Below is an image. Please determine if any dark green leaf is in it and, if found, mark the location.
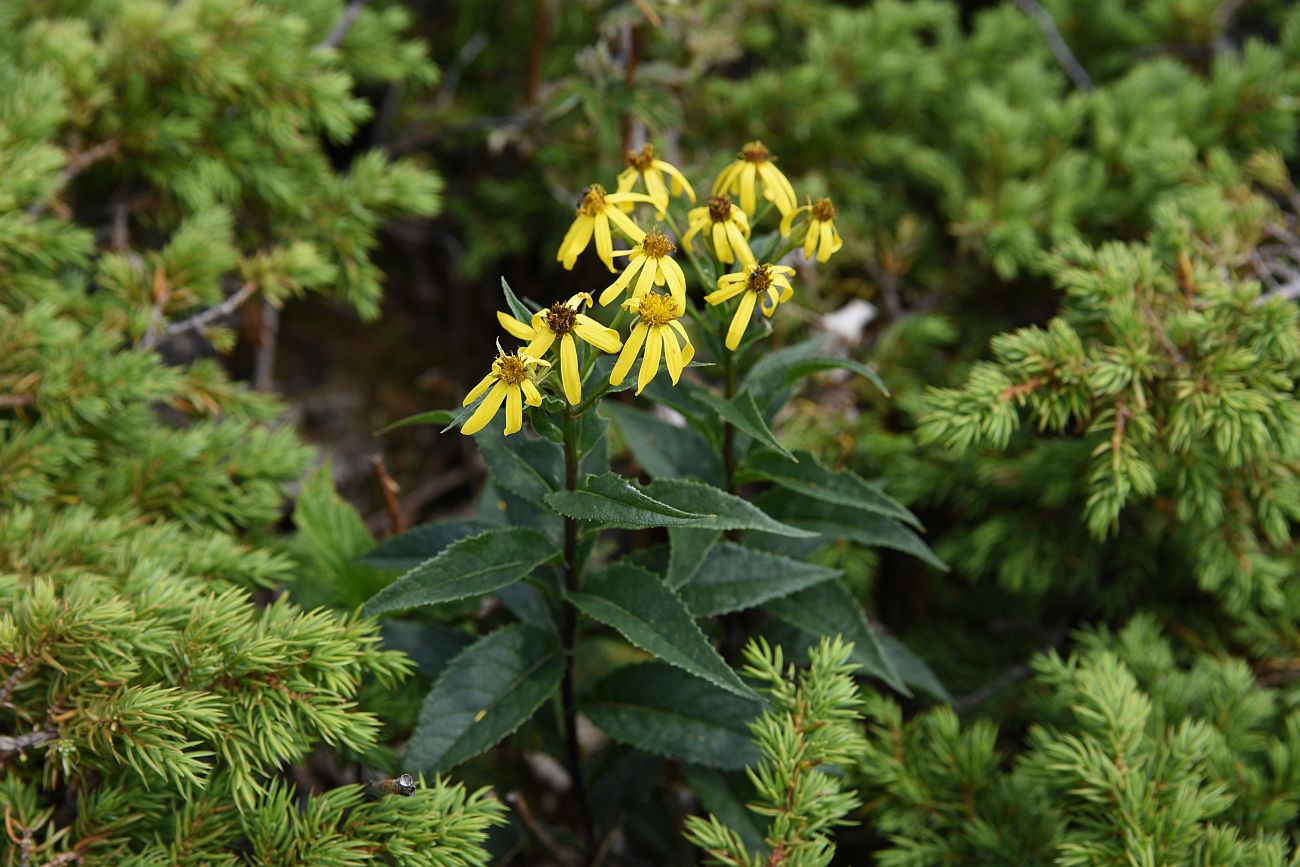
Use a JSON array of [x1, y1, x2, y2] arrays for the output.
[[642, 478, 817, 538], [582, 662, 761, 770], [785, 356, 889, 398], [755, 490, 947, 570], [407, 625, 563, 771], [766, 581, 908, 694], [879, 634, 951, 702], [500, 275, 536, 323], [475, 427, 563, 500], [497, 579, 559, 636], [682, 767, 767, 855], [666, 528, 721, 589], [544, 472, 708, 528], [680, 542, 842, 617], [569, 564, 755, 698], [375, 409, 455, 436], [360, 519, 496, 571], [363, 527, 560, 614], [738, 449, 920, 528], [605, 402, 724, 485], [693, 390, 795, 461], [379, 620, 473, 681]]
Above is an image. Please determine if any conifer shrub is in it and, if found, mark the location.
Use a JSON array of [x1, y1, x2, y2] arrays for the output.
[[0, 2, 501, 864]]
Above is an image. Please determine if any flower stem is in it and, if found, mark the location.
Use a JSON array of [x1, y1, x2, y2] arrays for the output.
[[722, 328, 737, 495], [560, 407, 594, 849]]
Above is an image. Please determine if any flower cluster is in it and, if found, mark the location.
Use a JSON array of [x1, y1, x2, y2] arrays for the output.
[[459, 140, 843, 435]]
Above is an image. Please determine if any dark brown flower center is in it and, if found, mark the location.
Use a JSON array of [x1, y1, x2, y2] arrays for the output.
[[494, 354, 529, 386], [642, 229, 676, 259], [546, 302, 577, 335], [811, 198, 836, 221], [626, 143, 656, 172], [708, 196, 732, 222], [577, 184, 607, 216], [741, 141, 770, 163], [748, 265, 773, 294]]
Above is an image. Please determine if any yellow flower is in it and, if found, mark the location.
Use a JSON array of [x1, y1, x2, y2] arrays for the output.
[[780, 197, 844, 263], [610, 292, 695, 395], [616, 143, 696, 217], [557, 184, 655, 272], [460, 351, 551, 436], [600, 229, 687, 313], [712, 140, 798, 217], [682, 195, 756, 267], [497, 292, 622, 405], [705, 263, 795, 350]]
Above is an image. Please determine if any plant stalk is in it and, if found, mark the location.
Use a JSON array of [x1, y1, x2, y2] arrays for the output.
[[560, 407, 595, 849], [722, 329, 737, 494]]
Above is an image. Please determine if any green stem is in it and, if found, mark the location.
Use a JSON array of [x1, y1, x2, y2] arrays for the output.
[[722, 329, 737, 495], [560, 408, 594, 849]]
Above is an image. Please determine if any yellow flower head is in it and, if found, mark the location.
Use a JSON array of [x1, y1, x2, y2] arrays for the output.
[[610, 292, 695, 395], [460, 350, 551, 437], [616, 143, 697, 217], [704, 263, 795, 351], [682, 195, 756, 268], [712, 140, 798, 217], [496, 292, 622, 405], [600, 229, 687, 313], [780, 197, 844, 263], [557, 183, 656, 272]]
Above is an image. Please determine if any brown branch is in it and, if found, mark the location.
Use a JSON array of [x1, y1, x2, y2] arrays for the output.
[[369, 455, 407, 536], [1138, 298, 1186, 365], [0, 729, 57, 754], [251, 299, 279, 392], [0, 655, 37, 706], [631, 0, 663, 28], [150, 281, 258, 346], [26, 139, 121, 218], [525, 0, 552, 106], [999, 376, 1044, 402], [0, 394, 36, 409]]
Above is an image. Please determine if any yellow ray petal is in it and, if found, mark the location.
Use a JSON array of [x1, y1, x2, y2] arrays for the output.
[[712, 162, 741, 196], [610, 323, 648, 386], [522, 379, 543, 407], [779, 204, 807, 239], [605, 204, 648, 242], [557, 215, 595, 269], [661, 256, 687, 312], [505, 386, 523, 435], [560, 334, 582, 405], [804, 218, 820, 260], [632, 255, 659, 300], [461, 381, 507, 435], [525, 330, 556, 358], [644, 168, 669, 215], [726, 291, 757, 350], [637, 327, 662, 394], [712, 222, 732, 263], [704, 282, 747, 305], [600, 254, 646, 306], [655, 160, 696, 201], [726, 222, 756, 269], [662, 326, 684, 383], [463, 372, 497, 407], [574, 316, 622, 353], [818, 221, 836, 263], [497, 310, 536, 341], [739, 162, 757, 215], [594, 214, 614, 272]]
